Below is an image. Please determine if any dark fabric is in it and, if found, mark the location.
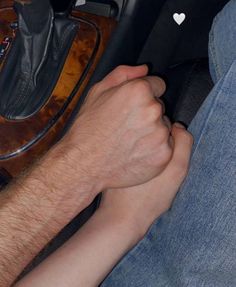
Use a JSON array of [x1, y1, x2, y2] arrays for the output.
[[138, 0, 229, 125], [138, 0, 229, 74], [163, 58, 214, 126], [173, 59, 214, 126]]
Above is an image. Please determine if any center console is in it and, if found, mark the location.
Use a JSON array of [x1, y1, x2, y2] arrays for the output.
[[0, 0, 166, 187], [0, 0, 116, 184]]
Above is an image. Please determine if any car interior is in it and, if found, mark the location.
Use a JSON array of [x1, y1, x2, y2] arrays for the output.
[[0, 0, 230, 277]]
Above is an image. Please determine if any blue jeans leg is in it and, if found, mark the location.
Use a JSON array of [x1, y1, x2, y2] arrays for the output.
[[102, 2, 236, 286], [101, 61, 236, 287], [209, 0, 236, 83]]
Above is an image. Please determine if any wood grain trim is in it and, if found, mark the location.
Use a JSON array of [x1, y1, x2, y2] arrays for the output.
[[0, 1, 116, 177]]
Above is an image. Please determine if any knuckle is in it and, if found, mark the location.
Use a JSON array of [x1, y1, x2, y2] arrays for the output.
[[88, 82, 100, 96], [156, 77, 166, 95], [155, 102, 163, 117], [114, 65, 129, 77], [147, 103, 163, 120], [132, 79, 153, 96], [124, 80, 152, 104], [138, 79, 153, 94]]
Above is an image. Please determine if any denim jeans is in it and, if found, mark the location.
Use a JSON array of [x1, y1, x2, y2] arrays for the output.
[[102, 1, 236, 286]]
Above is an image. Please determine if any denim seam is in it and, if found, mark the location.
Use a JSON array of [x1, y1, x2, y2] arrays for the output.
[[209, 20, 221, 82]]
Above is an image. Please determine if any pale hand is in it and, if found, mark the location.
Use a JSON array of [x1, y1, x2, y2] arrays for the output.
[[100, 123, 194, 238]]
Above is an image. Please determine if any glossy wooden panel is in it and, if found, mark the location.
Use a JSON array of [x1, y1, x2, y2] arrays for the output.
[[0, 1, 116, 178]]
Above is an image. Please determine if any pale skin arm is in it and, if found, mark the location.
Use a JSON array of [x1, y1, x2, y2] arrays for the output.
[[0, 65, 173, 286], [16, 124, 193, 287]]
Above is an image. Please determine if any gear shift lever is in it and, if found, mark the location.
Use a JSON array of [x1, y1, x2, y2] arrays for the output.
[[0, 0, 78, 120], [15, 0, 52, 33], [14, 0, 54, 86]]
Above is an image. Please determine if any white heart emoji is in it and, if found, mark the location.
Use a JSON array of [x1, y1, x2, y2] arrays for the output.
[[173, 13, 186, 26]]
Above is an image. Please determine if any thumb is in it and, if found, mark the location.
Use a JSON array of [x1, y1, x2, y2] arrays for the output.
[[168, 123, 194, 180]]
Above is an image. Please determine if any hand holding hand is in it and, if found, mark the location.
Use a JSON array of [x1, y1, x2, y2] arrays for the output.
[[100, 123, 193, 239], [68, 65, 173, 191]]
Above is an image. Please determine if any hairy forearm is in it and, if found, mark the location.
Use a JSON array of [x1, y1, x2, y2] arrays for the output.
[[0, 144, 98, 287], [16, 207, 142, 287]]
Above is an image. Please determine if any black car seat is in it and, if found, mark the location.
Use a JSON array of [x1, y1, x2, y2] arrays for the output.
[[138, 0, 229, 126]]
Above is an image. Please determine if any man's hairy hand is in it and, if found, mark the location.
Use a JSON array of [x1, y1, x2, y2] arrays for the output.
[[67, 65, 173, 189]]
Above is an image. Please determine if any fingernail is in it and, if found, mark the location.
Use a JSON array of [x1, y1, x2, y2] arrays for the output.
[[174, 122, 186, 129], [138, 63, 150, 72]]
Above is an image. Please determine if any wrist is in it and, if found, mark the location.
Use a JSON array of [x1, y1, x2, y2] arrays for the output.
[[98, 202, 148, 245], [93, 207, 142, 251], [38, 142, 103, 215]]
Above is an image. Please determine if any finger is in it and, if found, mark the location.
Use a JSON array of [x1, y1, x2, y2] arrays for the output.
[[95, 65, 149, 95], [142, 76, 166, 98], [168, 123, 194, 179], [155, 98, 166, 114], [162, 115, 172, 131]]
